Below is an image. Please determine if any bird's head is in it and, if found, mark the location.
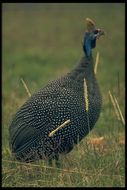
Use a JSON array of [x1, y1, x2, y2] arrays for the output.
[[83, 18, 104, 57]]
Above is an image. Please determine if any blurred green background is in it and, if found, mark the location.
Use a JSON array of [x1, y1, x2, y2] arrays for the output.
[[2, 3, 125, 95], [2, 3, 125, 187]]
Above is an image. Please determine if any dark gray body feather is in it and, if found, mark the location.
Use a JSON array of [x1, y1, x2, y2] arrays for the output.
[[9, 56, 102, 162]]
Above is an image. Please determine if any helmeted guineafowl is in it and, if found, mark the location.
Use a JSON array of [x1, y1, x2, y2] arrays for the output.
[[9, 18, 104, 167]]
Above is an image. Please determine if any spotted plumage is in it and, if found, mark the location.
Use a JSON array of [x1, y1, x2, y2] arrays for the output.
[[9, 18, 104, 166]]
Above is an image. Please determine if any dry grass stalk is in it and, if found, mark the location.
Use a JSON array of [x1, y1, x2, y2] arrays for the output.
[[94, 51, 100, 74], [48, 119, 70, 137], [84, 78, 89, 112], [113, 95, 125, 125], [108, 90, 121, 121], [84, 78, 90, 133], [21, 78, 31, 97]]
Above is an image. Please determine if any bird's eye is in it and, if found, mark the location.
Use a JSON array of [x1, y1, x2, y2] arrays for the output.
[[94, 29, 99, 34]]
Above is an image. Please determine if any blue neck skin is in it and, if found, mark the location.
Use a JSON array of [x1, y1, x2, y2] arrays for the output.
[[83, 31, 99, 57]]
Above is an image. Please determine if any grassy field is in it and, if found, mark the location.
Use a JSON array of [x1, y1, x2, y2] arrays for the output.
[[2, 3, 125, 187]]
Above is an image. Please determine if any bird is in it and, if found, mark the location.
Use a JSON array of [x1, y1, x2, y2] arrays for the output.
[[9, 18, 104, 167]]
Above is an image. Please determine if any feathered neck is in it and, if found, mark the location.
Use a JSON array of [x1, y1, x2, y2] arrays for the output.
[[68, 55, 95, 81]]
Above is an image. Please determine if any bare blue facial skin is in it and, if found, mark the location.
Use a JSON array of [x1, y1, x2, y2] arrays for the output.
[[83, 29, 100, 57]]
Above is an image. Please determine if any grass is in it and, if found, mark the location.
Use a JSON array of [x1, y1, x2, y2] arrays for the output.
[[2, 3, 125, 187]]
